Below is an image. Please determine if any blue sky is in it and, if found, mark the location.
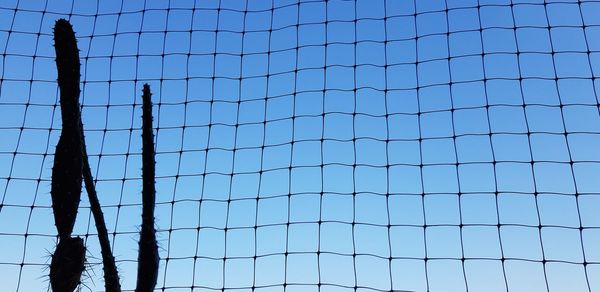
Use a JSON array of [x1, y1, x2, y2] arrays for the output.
[[1, 0, 600, 291]]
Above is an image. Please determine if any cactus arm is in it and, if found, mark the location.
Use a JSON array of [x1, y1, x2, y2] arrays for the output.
[[81, 135, 122, 292]]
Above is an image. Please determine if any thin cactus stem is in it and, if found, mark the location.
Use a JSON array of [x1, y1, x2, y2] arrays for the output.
[[50, 18, 85, 292], [135, 84, 159, 292], [81, 138, 122, 292]]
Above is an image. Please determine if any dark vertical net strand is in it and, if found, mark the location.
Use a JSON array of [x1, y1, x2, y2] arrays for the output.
[[382, 1, 394, 290], [211, 2, 223, 290], [476, 0, 510, 290], [286, 2, 302, 291], [508, 2, 550, 291], [192, 0, 220, 289], [5, 0, 59, 291], [157, 0, 172, 288], [524, 20, 553, 292], [541, 2, 590, 290], [351, 1, 358, 290], [115, 1, 149, 282], [0, 1, 597, 290], [247, 1, 264, 291], [13, 0, 50, 290], [80, 0, 101, 256], [102, 0, 132, 256], [443, 0, 469, 289], [79, 0, 119, 266], [412, 1, 430, 290], [574, 2, 596, 288], [185, 1, 200, 289], [0, 0, 21, 283], [0, 0, 20, 218], [538, 2, 573, 290], [231, 1, 248, 291], [318, 2, 327, 291]]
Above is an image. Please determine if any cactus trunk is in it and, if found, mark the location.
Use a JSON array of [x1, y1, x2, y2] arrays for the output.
[[50, 18, 85, 292], [135, 84, 159, 292]]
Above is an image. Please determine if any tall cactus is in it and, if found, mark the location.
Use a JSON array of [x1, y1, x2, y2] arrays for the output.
[[51, 18, 121, 292], [135, 84, 159, 292], [50, 18, 86, 292]]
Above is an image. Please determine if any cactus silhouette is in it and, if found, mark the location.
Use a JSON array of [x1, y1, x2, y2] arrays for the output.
[[51, 19, 121, 292], [135, 84, 159, 292], [51, 19, 159, 292], [81, 137, 122, 292], [50, 18, 85, 292]]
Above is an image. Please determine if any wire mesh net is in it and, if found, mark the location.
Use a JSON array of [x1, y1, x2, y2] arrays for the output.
[[1, 0, 600, 291]]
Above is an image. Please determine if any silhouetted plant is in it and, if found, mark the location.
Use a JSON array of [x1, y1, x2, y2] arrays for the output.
[[51, 19, 159, 292], [50, 18, 86, 292], [82, 128, 121, 292], [135, 84, 159, 292], [51, 19, 121, 292]]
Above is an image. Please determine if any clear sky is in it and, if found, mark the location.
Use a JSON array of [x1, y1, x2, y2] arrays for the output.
[[1, 0, 600, 291]]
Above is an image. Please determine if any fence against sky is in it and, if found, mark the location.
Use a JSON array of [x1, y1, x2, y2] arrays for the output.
[[1, 0, 600, 291]]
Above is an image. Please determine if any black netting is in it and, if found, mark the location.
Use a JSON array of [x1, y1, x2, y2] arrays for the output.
[[1, 0, 599, 291]]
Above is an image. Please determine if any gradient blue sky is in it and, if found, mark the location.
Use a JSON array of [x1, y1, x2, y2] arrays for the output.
[[1, 0, 600, 291]]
